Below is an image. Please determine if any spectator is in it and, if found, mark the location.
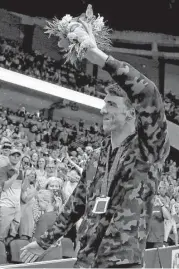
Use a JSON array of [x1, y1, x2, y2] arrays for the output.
[[46, 162, 57, 178], [33, 190, 57, 241], [36, 157, 47, 189], [19, 169, 38, 240], [0, 142, 12, 167], [51, 147, 61, 164], [45, 177, 63, 212], [21, 156, 31, 174], [62, 168, 80, 203], [147, 196, 168, 248], [31, 152, 39, 169], [0, 149, 22, 242]]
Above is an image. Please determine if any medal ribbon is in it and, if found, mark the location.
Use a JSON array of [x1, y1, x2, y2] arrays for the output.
[[100, 133, 136, 198], [100, 144, 125, 197]]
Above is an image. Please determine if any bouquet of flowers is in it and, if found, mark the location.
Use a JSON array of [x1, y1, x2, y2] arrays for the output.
[[44, 4, 112, 66]]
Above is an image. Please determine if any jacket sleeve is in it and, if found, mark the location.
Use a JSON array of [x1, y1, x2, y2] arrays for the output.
[[0, 166, 6, 189], [37, 168, 87, 250], [103, 56, 170, 163]]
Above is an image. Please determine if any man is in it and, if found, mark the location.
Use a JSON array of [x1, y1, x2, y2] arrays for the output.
[[0, 142, 12, 167], [146, 195, 166, 248], [27, 125, 38, 143], [0, 149, 22, 242], [6, 123, 15, 138], [62, 168, 81, 203], [21, 21, 170, 268], [45, 162, 57, 178], [51, 146, 61, 165]]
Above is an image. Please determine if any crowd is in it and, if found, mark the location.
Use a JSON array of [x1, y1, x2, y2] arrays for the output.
[[147, 159, 179, 248], [1, 35, 179, 264], [0, 102, 178, 264], [0, 103, 103, 264], [164, 91, 179, 125], [0, 37, 108, 100], [2, 37, 179, 120]]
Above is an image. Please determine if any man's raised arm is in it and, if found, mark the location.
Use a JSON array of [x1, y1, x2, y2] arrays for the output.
[[85, 47, 170, 163]]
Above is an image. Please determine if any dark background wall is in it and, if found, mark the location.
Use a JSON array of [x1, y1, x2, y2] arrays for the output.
[[0, 0, 179, 35]]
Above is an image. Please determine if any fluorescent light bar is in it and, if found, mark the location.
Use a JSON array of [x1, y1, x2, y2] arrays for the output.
[[0, 68, 105, 110]]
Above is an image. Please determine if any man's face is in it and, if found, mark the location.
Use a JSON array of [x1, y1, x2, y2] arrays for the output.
[[16, 143, 23, 152], [3, 148, 11, 156], [41, 142, 47, 149], [26, 171, 36, 183], [3, 120, 7, 126], [38, 158, 45, 168], [48, 181, 60, 191], [30, 141, 36, 149], [100, 94, 129, 133], [9, 153, 21, 165], [77, 147, 83, 156], [32, 153, 38, 162], [9, 124, 14, 131], [22, 157, 30, 170], [46, 164, 56, 177], [52, 150, 58, 159], [38, 197, 49, 211], [168, 185, 175, 197], [159, 186, 167, 196]]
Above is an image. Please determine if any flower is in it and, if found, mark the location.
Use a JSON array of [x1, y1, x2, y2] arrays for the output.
[[58, 15, 73, 34], [93, 15, 104, 31], [62, 14, 73, 23], [44, 5, 112, 66]]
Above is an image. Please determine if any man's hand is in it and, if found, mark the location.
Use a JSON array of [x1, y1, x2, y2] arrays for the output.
[[26, 186, 36, 197], [78, 19, 108, 67], [78, 19, 97, 49], [63, 18, 108, 67], [14, 168, 19, 178]]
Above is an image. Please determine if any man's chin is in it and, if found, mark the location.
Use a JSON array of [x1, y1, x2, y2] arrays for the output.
[[103, 125, 111, 134]]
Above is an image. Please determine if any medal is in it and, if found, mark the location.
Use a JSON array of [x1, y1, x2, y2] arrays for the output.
[[92, 196, 110, 214], [92, 145, 124, 214]]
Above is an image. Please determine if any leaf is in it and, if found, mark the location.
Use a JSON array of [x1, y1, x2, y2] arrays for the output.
[[86, 4, 93, 19]]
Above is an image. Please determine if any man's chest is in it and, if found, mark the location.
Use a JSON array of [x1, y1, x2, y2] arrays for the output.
[[86, 146, 136, 206]]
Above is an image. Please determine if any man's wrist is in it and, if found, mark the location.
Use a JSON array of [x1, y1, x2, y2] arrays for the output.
[[85, 47, 108, 68]]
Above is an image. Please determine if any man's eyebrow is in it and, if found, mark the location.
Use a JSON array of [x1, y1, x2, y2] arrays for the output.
[[106, 100, 117, 106]]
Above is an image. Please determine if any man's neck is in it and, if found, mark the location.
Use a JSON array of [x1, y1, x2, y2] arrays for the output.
[[111, 127, 132, 151]]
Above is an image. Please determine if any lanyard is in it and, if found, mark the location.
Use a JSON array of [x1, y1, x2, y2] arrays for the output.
[[100, 144, 125, 197]]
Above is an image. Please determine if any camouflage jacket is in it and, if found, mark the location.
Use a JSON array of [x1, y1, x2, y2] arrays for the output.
[[37, 56, 170, 268]]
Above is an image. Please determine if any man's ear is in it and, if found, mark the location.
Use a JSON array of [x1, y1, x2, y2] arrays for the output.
[[125, 109, 135, 121]]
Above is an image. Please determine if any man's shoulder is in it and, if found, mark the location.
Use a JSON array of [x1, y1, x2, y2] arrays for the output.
[[0, 163, 12, 181], [0, 163, 11, 171]]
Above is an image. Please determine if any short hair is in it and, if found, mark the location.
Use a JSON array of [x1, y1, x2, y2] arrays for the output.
[[46, 162, 56, 168], [22, 155, 31, 163], [45, 177, 63, 189], [25, 168, 37, 179], [37, 189, 55, 205], [158, 181, 168, 192], [105, 83, 133, 110]]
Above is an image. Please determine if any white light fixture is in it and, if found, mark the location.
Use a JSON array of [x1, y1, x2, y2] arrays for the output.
[[0, 67, 105, 110]]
